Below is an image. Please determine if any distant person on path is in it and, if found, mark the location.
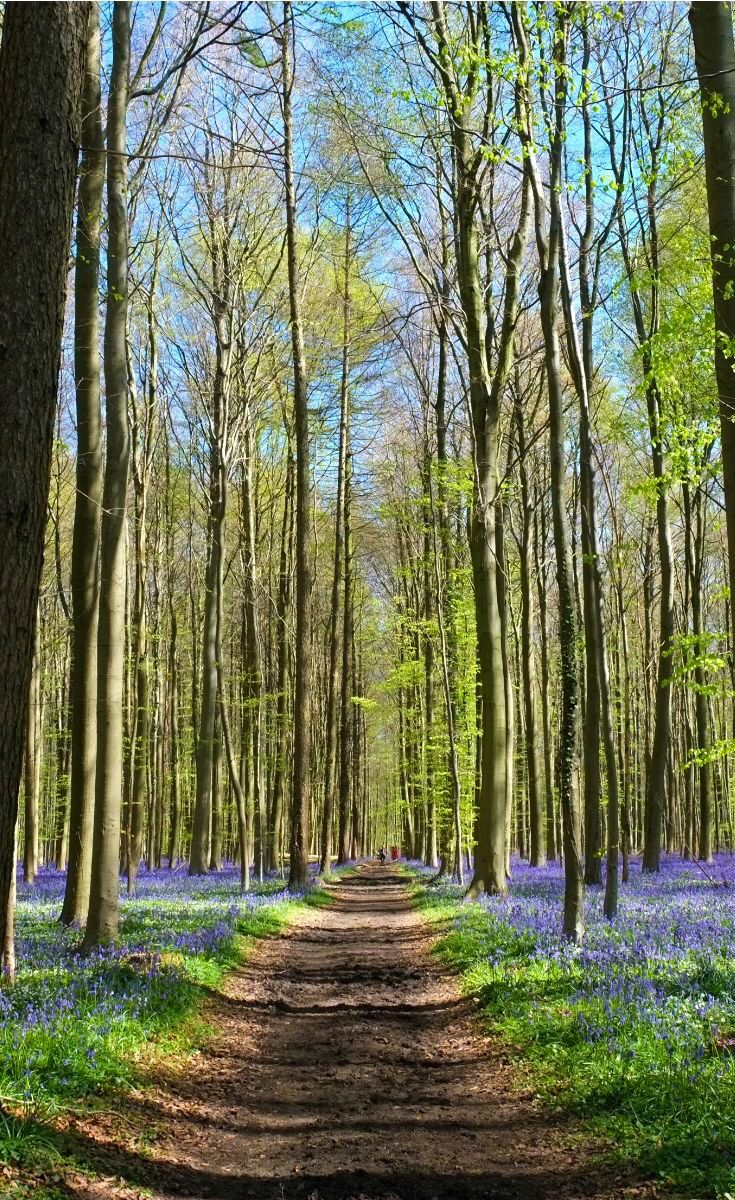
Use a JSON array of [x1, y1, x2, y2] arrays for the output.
[[377, 847, 387, 864]]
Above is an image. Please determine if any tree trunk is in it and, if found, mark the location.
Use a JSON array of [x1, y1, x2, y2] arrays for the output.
[[690, 1, 735, 664], [515, 392, 544, 866], [189, 243, 232, 875], [556, 17, 620, 914], [269, 441, 294, 871], [337, 423, 353, 866], [62, 4, 104, 925], [515, 2, 584, 938], [282, 1, 312, 889], [0, 2, 88, 945], [320, 211, 351, 873], [422, 2, 531, 897], [495, 492, 514, 877], [642, 375, 674, 873], [23, 615, 41, 884], [190, 442, 226, 874], [82, 0, 131, 952], [423, 458, 438, 869], [241, 412, 265, 880], [534, 482, 557, 861]]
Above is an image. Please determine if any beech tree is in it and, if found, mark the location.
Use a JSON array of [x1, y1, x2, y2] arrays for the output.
[[0, 2, 89, 967], [6, 0, 735, 961], [690, 1, 735, 658]]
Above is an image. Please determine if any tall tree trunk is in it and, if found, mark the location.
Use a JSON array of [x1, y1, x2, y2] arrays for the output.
[[495, 491, 514, 877], [218, 654, 250, 893], [426, 397, 463, 882], [241, 410, 265, 880], [165, 437, 181, 867], [0, 0, 87, 954], [422, 455, 439, 868], [557, 16, 620, 914], [82, 0, 131, 953], [690, 1, 735, 664], [337, 423, 353, 866], [515, 2, 584, 938], [54, 654, 72, 870], [23, 615, 41, 884], [62, 4, 104, 925], [190, 443, 226, 874], [127, 389, 149, 889], [642, 373, 673, 874], [573, 22, 603, 889], [534, 481, 557, 861], [320, 211, 351, 873], [684, 478, 713, 862], [210, 705, 223, 870], [422, 3, 531, 896], [167, 609, 181, 867], [189, 225, 232, 875], [515, 392, 544, 866], [282, 1, 312, 889], [269, 441, 294, 871]]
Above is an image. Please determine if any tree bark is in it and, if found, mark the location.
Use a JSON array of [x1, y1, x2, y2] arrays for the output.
[[23, 615, 41, 884], [320, 211, 351, 873], [241, 410, 265, 880], [337, 425, 353, 865], [690, 0, 735, 665], [82, 0, 131, 952], [515, 2, 584, 938], [282, 1, 313, 889], [0, 2, 88, 947], [515, 390, 544, 867], [189, 184, 232, 877], [62, 3, 105, 926], [417, 1, 531, 897], [269, 440, 294, 871]]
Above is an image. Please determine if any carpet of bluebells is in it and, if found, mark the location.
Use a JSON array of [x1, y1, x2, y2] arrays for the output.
[[2, 863, 303, 1113], [414, 854, 735, 1195]]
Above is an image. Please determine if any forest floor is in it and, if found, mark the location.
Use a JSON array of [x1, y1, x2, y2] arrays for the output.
[[53, 865, 655, 1200]]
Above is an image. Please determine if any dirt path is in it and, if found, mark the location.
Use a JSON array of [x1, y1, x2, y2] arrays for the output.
[[64, 866, 652, 1200]]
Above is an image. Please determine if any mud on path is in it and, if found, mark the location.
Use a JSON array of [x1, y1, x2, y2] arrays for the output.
[[64, 865, 653, 1200]]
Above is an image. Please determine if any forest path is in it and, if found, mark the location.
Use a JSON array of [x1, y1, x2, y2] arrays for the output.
[[63, 865, 651, 1200]]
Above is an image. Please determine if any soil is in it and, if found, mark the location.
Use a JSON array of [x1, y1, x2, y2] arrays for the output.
[[59, 865, 656, 1200]]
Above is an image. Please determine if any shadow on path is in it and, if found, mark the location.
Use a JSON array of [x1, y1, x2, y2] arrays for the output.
[[58, 865, 651, 1200]]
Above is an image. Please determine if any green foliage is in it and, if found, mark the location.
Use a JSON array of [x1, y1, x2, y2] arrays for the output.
[[667, 631, 732, 700]]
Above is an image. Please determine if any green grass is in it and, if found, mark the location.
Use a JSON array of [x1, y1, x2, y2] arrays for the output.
[[410, 875, 735, 1200], [1, 868, 339, 1193]]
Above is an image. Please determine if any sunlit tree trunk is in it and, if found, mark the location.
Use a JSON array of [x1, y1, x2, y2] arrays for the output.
[[416, 1, 531, 897], [269, 439, 294, 872], [514, 2, 584, 939], [241, 408, 265, 880], [337, 418, 353, 866], [189, 191, 232, 877], [515, 388, 544, 867], [320, 212, 351, 873], [282, 1, 312, 889], [62, 4, 104, 926], [690, 0, 735, 669], [83, 0, 131, 952]]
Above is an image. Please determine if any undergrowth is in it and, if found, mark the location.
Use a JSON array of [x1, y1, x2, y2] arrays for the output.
[[0, 862, 339, 1192], [409, 857, 735, 1199]]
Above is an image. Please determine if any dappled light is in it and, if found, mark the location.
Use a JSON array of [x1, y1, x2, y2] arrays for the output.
[[1, 2, 735, 1198]]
